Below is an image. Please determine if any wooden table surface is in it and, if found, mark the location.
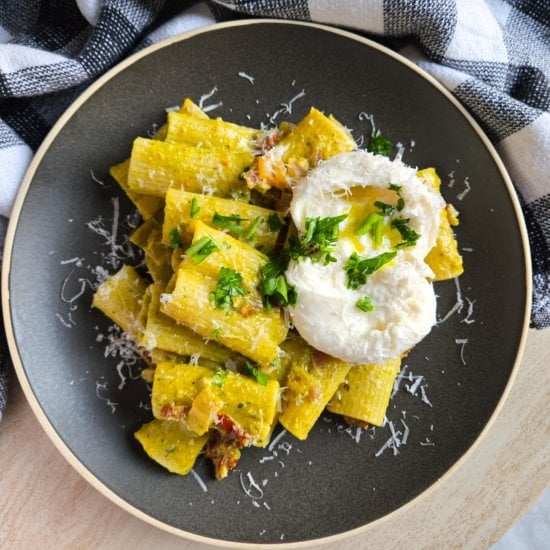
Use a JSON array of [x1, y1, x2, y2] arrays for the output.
[[1, 327, 549, 550]]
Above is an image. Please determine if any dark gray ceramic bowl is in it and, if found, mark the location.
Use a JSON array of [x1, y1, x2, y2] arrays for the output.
[[2, 20, 531, 547]]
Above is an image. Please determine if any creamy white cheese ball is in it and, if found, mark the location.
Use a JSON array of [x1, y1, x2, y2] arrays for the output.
[[285, 151, 445, 364]]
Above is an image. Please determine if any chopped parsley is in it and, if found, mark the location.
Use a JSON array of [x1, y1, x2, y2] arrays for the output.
[[372, 217, 383, 245], [242, 363, 269, 385], [391, 217, 421, 248], [389, 182, 402, 194], [259, 255, 297, 309], [356, 212, 384, 245], [267, 213, 284, 232], [212, 212, 247, 235], [190, 197, 201, 218], [356, 295, 375, 312], [289, 214, 347, 265], [211, 327, 224, 339], [212, 366, 228, 387], [168, 227, 183, 249], [388, 183, 405, 211], [368, 132, 393, 156], [374, 201, 395, 216], [344, 251, 397, 290], [186, 235, 222, 264], [243, 216, 264, 241], [210, 267, 248, 310]]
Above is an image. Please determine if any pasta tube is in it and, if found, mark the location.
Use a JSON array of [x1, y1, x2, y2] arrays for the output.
[[244, 107, 356, 191], [107, 99, 209, 220], [163, 189, 281, 251], [165, 112, 260, 151], [126, 137, 254, 198], [326, 357, 401, 427], [92, 265, 147, 339], [178, 220, 268, 285], [425, 206, 464, 280], [140, 282, 234, 363], [134, 418, 208, 476], [151, 362, 280, 447], [418, 168, 464, 280], [160, 267, 287, 366], [110, 159, 164, 220], [278, 347, 350, 440]]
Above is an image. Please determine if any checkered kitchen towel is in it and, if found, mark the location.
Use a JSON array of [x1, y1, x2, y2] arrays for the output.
[[0, 0, 549, 418]]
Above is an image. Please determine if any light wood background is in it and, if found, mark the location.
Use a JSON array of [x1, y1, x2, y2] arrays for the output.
[[1, 328, 549, 550]]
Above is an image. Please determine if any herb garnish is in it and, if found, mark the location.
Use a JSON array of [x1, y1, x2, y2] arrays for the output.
[[356, 295, 375, 312], [289, 214, 347, 265], [356, 212, 384, 245], [374, 201, 395, 216], [212, 212, 247, 235], [211, 327, 224, 339], [368, 131, 393, 156], [243, 216, 264, 241], [389, 183, 402, 194], [168, 227, 183, 249], [242, 363, 269, 385], [390, 218, 421, 248], [210, 267, 248, 310], [186, 236, 222, 263], [212, 366, 228, 387], [190, 197, 201, 218], [259, 255, 297, 309], [344, 251, 397, 290], [267, 213, 284, 232], [388, 183, 405, 211]]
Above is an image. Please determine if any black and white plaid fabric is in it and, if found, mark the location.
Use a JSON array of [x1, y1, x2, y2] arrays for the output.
[[0, 0, 548, 418]]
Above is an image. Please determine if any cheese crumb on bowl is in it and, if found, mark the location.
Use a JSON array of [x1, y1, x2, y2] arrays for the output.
[[285, 151, 445, 364]]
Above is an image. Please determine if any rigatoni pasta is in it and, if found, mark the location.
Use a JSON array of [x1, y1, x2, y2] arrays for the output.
[[93, 98, 463, 480]]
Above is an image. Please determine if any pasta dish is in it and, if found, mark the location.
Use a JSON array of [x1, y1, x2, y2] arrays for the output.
[[93, 98, 463, 480]]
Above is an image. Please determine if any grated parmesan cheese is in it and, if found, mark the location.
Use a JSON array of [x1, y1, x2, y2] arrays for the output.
[[456, 176, 471, 201], [237, 71, 255, 84], [455, 338, 469, 365], [190, 469, 208, 492]]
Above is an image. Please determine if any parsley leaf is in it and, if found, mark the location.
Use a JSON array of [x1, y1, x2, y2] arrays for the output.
[[243, 216, 264, 241], [190, 197, 201, 218], [168, 227, 183, 249], [212, 366, 228, 387], [212, 212, 247, 235], [356, 295, 375, 312], [186, 236, 222, 264], [259, 255, 297, 309], [389, 183, 406, 211], [389, 183, 402, 194], [390, 217, 421, 248], [211, 327, 224, 339], [267, 213, 284, 232], [344, 251, 397, 290], [356, 212, 384, 245], [242, 363, 269, 385], [210, 267, 248, 310], [374, 201, 395, 216], [290, 214, 347, 265], [368, 132, 393, 156]]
